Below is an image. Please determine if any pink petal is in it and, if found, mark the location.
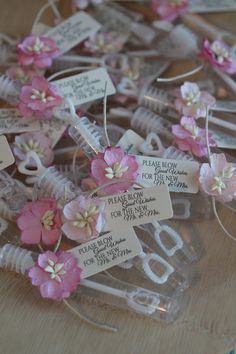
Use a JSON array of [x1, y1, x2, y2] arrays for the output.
[[29, 266, 49, 286], [31, 201, 50, 218], [96, 212, 106, 233], [210, 153, 227, 175], [181, 116, 196, 126], [36, 132, 52, 148], [41, 228, 60, 245], [17, 211, 41, 230], [102, 180, 133, 194], [104, 146, 125, 166], [40, 281, 62, 300], [38, 251, 58, 268], [21, 226, 42, 244], [191, 142, 206, 157], [58, 252, 77, 269], [18, 54, 34, 66], [200, 92, 216, 107], [18, 103, 33, 117], [121, 155, 139, 174], [157, 5, 178, 21], [32, 76, 49, 91], [63, 200, 82, 221], [34, 57, 52, 69], [41, 148, 54, 167], [20, 86, 33, 102], [172, 125, 190, 139], [91, 158, 108, 183], [62, 222, 90, 242], [175, 137, 191, 151], [61, 269, 81, 292]]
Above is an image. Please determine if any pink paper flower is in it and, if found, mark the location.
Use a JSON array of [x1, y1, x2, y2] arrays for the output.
[[151, 0, 189, 22], [6, 66, 35, 85], [175, 82, 216, 118], [17, 198, 62, 245], [19, 76, 62, 120], [13, 131, 54, 167], [17, 35, 59, 69], [200, 39, 236, 74], [62, 195, 106, 243], [29, 251, 81, 301], [84, 31, 127, 54], [199, 153, 236, 203], [91, 146, 139, 194], [172, 116, 217, 157]]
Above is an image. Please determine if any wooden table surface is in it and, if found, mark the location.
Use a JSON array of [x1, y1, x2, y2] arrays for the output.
[[0, 1, 236, 354]]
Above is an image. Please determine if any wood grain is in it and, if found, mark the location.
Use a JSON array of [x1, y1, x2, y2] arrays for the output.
[[0, 2, 236, 354]]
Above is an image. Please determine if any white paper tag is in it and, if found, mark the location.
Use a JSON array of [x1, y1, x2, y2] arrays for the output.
[[190, 0, 236, 12], [71, 228, 142, 279], [45, 11, 101, 55], [212, 101, 236, 113], [53, 68, 116, 106], [102, 186, 173, 231], [0, 136, 15, 171], [135, 156, 199, 193], [39, 118, 67, 148], [212, 129, 236, 149], [117, 129, 145, 154], [0, 109, 40, 134]]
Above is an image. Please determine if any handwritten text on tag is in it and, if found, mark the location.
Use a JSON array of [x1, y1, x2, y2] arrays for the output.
[[45, 11, 101, 54], [39, 118, 68, 148], [0, 109, 40, 134], [0, 136, 15, 171], [102, 185, 173, 231], [71, 229, 142, 278], [53, 68, 116, 106], [136, 156, 199, 193]]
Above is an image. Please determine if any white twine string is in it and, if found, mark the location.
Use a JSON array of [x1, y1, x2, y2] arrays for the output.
[[157, 64, 204, 83], [103, 81, 110, 146], [31, 0, 60, 34], [63, 299, 117, 333]]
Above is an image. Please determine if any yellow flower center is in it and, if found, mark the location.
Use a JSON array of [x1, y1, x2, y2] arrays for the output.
[[41, 210, 55, 230], [184, 124, 199, 139], [19, 139, 44, 157], [30, 89, 55, 103], [184, 91, 201, 106], [27, 37, 51, 54], [210, 42, 229, 64], [211, 166, 236, 194], [95, 34, 114, 53], [105, 162, 128, 179], [72, 206, 99, 237], [44, 259, 66, 283]]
